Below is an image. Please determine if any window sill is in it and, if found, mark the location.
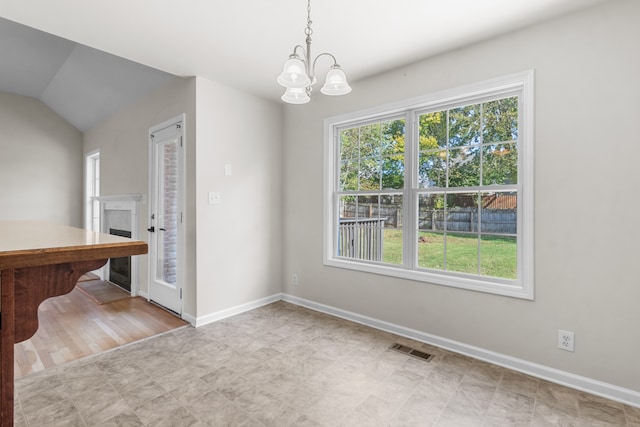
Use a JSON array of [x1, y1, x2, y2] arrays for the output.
[[324, 257, 533, 300]]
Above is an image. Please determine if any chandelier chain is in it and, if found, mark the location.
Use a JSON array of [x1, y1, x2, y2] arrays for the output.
[[305, 0, 313, 37]]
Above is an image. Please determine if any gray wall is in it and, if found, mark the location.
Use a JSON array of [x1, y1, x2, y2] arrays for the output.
[[0, 91, 82, 226], [282, 0, 640, 393], [194, 77, 283, 321]]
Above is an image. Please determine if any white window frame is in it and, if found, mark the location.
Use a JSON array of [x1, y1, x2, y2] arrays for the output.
[[84, 149, 101, 232], [324, 70, 534, 299]]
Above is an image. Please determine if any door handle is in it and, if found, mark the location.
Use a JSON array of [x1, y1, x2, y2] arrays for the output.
[[159, 228, 166, 231], [147, 226, 155, 232]]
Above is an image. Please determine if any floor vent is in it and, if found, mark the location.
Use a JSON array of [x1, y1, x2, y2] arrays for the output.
[[389, 343, 434, 362]]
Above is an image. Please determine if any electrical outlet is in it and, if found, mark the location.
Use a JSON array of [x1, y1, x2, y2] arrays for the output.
[[558, 330, 575, 352], [292, 274, 298, 286], [208, 192, 221, 204]]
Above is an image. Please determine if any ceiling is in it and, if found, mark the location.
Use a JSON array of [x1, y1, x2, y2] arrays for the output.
[[0, 0, 609, 131], [0, 17, 174, 131]]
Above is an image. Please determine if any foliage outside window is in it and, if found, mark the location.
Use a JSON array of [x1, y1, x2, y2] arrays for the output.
[[324, 71, 534, 299]]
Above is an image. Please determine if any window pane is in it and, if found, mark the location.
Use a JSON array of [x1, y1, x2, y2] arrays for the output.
[[448, 147, 480, 187], [418, 193, 444, 231], [446, 190, 480, 275], [480, 235, 517, 279], [480, 191, 517, 234], [418, 150, 447, 188], [337, 195, 389, 262], [418, 194, 444, 269], [446, 233, 479, 274], [483, 143, 518, 185], [449, 105, 481, 147], [338, 196, 354, 258], [359, 123, 381, 159], [357, 194, 379, 217], [381, 119, 405, 157], [380, 119, 406, 190], [419, 111, 447, 149], [381, 194, 403, 265], [340, 160, 358, 191], [359, 158, 381, 190], [418, 232, 445, 270], [446, 193, 479, 233], [382, 156, 404, 189], [339, 128, 359, 161], [483, 97, 518, 143], [480, 191, 517, 279]]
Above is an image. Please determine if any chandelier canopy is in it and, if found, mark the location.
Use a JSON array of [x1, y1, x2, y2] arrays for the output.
[[277, 0, 352, 104]]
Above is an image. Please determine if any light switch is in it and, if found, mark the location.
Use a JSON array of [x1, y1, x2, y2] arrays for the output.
[[208, 192, 221, 204], [224, 164, 232, 176]]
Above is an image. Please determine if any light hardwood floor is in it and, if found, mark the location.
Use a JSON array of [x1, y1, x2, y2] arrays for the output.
[[14, 280, 187, 379]]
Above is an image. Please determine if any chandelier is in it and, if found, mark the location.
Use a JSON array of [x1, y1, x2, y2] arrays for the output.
[[277, 0, 352, 104]]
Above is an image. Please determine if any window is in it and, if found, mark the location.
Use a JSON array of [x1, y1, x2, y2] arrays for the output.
[[324, 71, 534, 299], [85, 150, 100, 232]]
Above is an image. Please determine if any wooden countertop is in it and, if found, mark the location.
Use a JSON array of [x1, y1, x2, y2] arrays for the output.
[[0, 221, 148, 269]]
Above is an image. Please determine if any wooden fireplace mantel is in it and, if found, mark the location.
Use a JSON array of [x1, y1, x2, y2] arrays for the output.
[[0, 221, 148, 426]]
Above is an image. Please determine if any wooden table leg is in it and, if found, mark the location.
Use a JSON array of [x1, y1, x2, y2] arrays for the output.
[[1, 269, 16, 427]]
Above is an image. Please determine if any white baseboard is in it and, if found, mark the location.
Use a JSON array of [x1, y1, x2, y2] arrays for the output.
[[193, 293, 282, 327], [281, 293, 640, 408], [182, 312, 196, 325]]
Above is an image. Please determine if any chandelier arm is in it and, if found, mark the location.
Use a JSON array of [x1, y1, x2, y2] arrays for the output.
[[291, 45, 307, 57], [311, 52, 340, 77]]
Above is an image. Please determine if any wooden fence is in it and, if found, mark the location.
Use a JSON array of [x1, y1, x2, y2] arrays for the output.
[[419, 208, 516, 234], [341, 203, 515, 234], [338, 218, 386, 262]]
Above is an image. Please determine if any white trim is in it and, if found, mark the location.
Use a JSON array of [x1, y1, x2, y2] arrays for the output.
[[520, 70, 535, 300], [84, 149, 101, 232], [192, 294, 282, 327], [324, 70, 534, 300], [281, 293, 640, 408], [148, 114, 186, 315]]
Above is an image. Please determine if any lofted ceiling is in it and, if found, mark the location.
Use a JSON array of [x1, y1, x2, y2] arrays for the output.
[[0, 17, 174, 131], [0, 0, 610, 131]]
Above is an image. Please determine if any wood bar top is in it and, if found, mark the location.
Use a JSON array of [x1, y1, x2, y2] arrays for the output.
[[0, 221, 148, 269]]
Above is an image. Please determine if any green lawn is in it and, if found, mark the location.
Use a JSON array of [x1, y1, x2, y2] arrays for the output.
[[382, 229, 516, 279]]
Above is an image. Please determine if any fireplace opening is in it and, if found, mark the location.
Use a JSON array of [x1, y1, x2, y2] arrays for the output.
[[109, 228, 132, 292]]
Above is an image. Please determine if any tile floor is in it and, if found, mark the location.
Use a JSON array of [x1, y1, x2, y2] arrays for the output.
[[14, 301, 640, 426]]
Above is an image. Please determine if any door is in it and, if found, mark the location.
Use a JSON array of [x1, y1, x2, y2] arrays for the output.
[[148, 116, 184, 314]]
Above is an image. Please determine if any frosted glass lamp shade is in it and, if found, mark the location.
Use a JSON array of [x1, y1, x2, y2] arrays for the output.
[[277, 57, 311, 88], [320, 66, 352, 96], [281, 87, 310, 104]]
